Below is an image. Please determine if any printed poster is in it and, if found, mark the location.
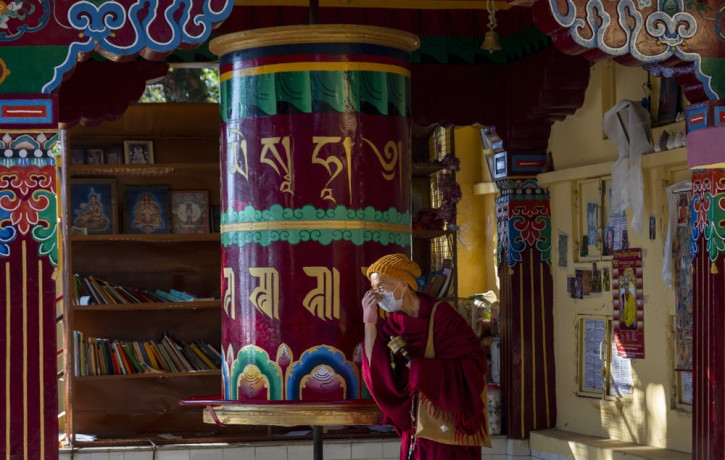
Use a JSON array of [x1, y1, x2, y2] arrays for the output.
[[674, 193, 693, 370], [612, 248, 645, 358]]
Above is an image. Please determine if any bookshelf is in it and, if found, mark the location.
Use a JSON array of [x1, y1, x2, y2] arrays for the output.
[[61, 103, 232, 443]]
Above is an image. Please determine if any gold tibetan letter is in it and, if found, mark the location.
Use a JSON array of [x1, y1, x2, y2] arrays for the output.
[[311, 136, 352, 204], [249, 267, 280, 320], [223, 267, 236, 320], [227, 127, 249, 180], [302, 267, 340, 320], [362, 138, 400, 181], [260, 136, 293, 195]]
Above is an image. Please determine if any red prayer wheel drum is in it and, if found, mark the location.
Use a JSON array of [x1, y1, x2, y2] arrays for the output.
[[210, 26, 419, 404]]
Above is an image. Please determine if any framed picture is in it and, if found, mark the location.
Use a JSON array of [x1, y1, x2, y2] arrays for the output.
[[69, 149, 85, 166], [105, 146, 123, 165], [123, 140, 154, 164], [84, 148, 104, 165], [69, 179, 117, 235], [123, 185, 170, 234], [170, 190, 209, 234]]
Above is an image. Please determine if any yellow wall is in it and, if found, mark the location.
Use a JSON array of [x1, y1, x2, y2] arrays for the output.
[[454, 126, 499, 298], [544, 61, 692, 452]]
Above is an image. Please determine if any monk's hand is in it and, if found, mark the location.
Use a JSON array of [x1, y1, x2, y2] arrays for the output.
[[362, 290, 380, 324]]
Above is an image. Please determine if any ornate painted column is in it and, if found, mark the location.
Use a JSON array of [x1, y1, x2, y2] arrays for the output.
[[0, 95, 60, 459], [687, 114, 725, 459], [0, 0, 235, 451], [209, 25, 419, 418], [495, 177, 555, 439]]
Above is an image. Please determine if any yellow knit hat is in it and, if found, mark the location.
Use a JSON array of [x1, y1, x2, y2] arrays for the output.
[[364, 253, 421, 290]]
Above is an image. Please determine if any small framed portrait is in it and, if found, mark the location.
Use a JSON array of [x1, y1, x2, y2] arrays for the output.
[[602, 226, 614, 256], [69, 149, 85, 166], [123, 185, 170, 234], [123, 140, 154, 164], [170, 191, 210, 234], [105, 146, 123, 165], [69, 179, 117, 235], [84, 148, 104, 165]]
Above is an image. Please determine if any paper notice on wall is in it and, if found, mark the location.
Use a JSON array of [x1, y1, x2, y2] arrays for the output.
[[582, 318, 606, 392], [612, 248, 645, 358], [609, 338, 633, 396], [680, 371, 693, 405]]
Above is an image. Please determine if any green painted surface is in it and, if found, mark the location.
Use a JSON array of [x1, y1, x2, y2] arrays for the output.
[[0, 46, 68, 94], [220, 70, 409, 121], [701, 57, 725, 100]]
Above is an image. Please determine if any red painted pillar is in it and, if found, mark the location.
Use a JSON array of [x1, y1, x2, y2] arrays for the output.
[[688, 120, 725, 459], [0, 95, 59, 459], [495, 178, 556, 439]]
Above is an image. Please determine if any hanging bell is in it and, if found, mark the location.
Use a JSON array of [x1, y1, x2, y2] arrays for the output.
[[481, 30, 502, 53]]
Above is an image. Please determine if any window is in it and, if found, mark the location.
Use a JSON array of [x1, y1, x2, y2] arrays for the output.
[[573, 177, 619, 262], [578, 315, 633, 398]]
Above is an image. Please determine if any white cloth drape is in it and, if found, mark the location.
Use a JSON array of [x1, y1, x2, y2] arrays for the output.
[[602, 100, 653, 235]]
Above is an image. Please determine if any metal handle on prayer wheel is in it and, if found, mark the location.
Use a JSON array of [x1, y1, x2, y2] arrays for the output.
[[387, 335, 411, 362]]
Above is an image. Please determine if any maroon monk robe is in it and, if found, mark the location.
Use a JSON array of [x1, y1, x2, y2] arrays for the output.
[[362, 293, 487, 460]]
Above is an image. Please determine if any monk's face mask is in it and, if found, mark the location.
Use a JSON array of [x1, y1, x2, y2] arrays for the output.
[[377, 283, 404, 312]]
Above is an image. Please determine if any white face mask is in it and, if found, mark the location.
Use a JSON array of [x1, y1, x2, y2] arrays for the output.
[[378, 283, 404, 312]]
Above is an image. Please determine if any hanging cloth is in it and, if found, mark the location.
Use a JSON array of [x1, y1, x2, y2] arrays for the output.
[[602, 100, 653, 235]]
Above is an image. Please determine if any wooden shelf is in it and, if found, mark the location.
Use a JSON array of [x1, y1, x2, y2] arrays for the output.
[[71, 300, 220, 312], [412, 161, 445, 177], [68, 163, 219, 177], [71, 233, 220, 243], [73, 370, 219, 381], [537, 147, 687, 186]]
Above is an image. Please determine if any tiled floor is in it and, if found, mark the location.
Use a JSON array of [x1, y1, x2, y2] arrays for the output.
[[59, 437, 531, 460]]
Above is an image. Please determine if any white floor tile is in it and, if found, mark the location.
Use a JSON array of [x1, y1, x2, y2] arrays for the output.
[[189, 448, 224, 460], [381, 440, 400, 458], [351, 442, 383, 459], [223, 446, 255, 459], [287, 444, 313, 458], [123, 452, 154, 460], [157, 449, 191, 460], [255, 446, 288, 460], [322, 442, 351, 459]]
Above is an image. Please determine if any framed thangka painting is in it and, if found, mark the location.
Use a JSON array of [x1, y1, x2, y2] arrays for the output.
[[170, 191, 209, 234], [69, 179, 118, 235], [123, 185, 170, 234]]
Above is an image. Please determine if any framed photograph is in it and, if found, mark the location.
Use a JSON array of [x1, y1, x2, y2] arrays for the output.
[[170, 191, 209, 234], [69, 179, 117, 235], [69, 149, 85, 166], [123, 140, 154, 164], [84, 148, 104, 165], [123, 185, 170, 234], [105, 146, 123, 165]]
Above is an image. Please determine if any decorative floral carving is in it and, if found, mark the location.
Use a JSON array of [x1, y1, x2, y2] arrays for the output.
[[0, 165, 57, 265]]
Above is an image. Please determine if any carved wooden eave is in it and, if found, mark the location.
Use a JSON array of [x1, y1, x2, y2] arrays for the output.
[[529, 0, 725, 103], [0, 0, 234, 95]]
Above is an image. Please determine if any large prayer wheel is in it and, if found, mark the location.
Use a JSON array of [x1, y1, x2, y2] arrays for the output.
[[210, 26, 419, 412]]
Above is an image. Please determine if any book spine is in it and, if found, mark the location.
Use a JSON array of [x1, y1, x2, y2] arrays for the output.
[[190, 343, 216, 369], [169, 289, 197, 301], [154, 290, 186, 303], [142, 341, 161, 370]]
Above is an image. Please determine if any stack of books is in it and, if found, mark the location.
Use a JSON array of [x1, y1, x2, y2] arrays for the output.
[[72, 274, 211, 305], [71, 332, 222, 376]]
